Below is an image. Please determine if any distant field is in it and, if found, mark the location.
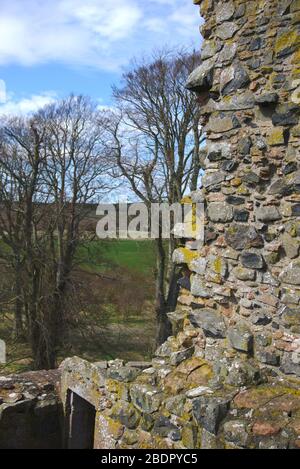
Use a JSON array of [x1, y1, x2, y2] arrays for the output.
[[77, 239, 157, 275], [0, 239, 157, 374]]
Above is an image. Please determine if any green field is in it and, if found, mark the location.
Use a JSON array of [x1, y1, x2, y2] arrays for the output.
[[0, 239, 157, 374], [77, 239, 157, 274]]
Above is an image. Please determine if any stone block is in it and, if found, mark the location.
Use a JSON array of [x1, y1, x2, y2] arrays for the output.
[[228, 325, 253, 353], [189, 309, 226, 338]]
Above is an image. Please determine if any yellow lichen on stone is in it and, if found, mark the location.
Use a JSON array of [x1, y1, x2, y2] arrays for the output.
[[291, 0, 300, 13], [199, 0, 213, 15], [231, 178, 242, 187], [183, 317, 192, 329], [173, 247, 199, 264], [292, 49, 300, 64], [213, 256, 222, 274], [121, 429, 138, 446], [236, 184, 250, 195], [187, 364, 213, 387], [292, 67, 300, 80], [226, 225, 238, 236], [260, 66, 274, 75], [181, 424, 198, 449], [275, 30, 300, 55], [153, 436, 173, 449], [207, 273, 222, 284], [192, 204, 198, 233], [176, 356, 209, 374], [267, 127, 285, 146], [106, 379, 128, 400], [106, 416, 124, 440]]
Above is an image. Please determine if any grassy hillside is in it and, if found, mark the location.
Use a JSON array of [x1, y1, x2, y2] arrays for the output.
[[77, 239, 156, 274]]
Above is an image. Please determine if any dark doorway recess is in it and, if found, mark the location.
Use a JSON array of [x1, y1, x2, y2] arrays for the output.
[[66, 390, 96, 449]]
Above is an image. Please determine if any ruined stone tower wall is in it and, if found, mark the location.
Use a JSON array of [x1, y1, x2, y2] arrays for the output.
[[59, 0, 300, 450], [183, 0, 300, 379]]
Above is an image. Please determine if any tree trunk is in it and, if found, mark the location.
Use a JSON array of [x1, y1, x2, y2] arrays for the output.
[[27, 267, 58, 370], [166, 262, 180, 313], [31, 316, 57, 370], [155, 237, 172, 346], [13, 260, 24, 339], [190, 123, 201, 192], [13, 296, 23, 339]]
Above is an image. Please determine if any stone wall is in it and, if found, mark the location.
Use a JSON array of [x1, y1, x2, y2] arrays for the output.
[[57, 0, 300, 450], [0, 369, 62, 448], [185, 0, 300, 382]]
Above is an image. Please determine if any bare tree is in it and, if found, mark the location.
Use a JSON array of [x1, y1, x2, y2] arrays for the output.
[[37, 95, 112, 340], [0, 116, 46, 340], [105, 49, 204, 345], [0, 96, 112, 369]]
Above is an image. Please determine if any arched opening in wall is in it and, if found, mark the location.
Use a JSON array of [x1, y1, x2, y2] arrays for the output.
[[65, 390, 96, 449]]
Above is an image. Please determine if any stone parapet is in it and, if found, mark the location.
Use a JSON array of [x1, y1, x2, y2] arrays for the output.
[[0, 369, 62, 448]]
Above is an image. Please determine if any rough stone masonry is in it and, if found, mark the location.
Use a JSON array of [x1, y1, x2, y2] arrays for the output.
[[184, 0, 300, 383], [2, 0, 300, 450], [0, 370, 62, 449]]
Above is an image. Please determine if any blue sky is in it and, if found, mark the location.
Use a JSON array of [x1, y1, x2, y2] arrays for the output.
[[0, 0, 203, 114]]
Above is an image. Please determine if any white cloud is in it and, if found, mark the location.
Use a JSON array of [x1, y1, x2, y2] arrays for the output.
[[0, 80, 6, 103], [0, 0, 201, 71], [0, 0, 143, 70], [143, 17, 166, 34], [96, 98, 115, 112], [0, 85, 57, 116], [170, 6, 204, 34], [62, 0, 142, 41]]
